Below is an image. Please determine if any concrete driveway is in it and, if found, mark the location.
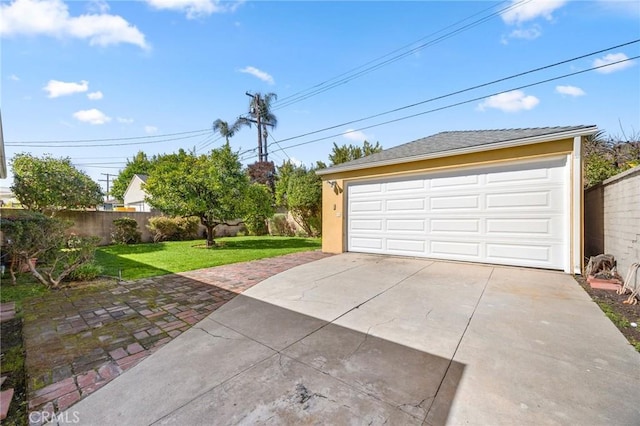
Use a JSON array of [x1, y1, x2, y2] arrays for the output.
[[65, 254, 639, 425]]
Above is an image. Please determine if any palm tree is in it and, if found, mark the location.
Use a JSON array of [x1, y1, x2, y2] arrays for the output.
[[212, 118, 250, 146]]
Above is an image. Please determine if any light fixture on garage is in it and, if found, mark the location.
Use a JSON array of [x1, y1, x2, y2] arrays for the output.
[[326, 180, 337, 189]]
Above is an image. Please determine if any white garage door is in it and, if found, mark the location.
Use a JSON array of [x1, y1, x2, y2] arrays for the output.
[[347, 157, 568, 270]]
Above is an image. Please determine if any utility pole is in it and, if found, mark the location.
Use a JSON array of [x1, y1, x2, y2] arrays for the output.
[[246, 92, 269, 162], [99, 173, 114, 199]]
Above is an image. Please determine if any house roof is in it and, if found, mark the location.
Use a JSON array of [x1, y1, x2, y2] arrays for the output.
[[134, 174, 148, 182], [317, 125, 598, 175]]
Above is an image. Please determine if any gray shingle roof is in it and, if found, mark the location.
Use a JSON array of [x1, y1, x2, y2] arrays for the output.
[[318, 125, 597, 175]]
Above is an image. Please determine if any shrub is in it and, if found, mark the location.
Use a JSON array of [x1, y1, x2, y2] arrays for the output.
[[67, 262, 103, 281], [147, 216, 199, 242], [243, 184, 274, 236], [269, 214, 296, 237], [0, 210, 100, 288], [111, 217, 141, 245]]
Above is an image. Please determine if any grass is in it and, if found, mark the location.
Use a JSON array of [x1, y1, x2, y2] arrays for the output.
[[596, 301, 631, 328], [0, 273, 50, 312], [96, 236, 322, 280]]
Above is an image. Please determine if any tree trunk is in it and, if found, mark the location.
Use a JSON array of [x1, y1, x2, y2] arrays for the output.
[[206, 224, 215, 248]]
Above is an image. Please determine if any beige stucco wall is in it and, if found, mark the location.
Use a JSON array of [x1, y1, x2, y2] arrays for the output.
[[320, 139, 576, 257]]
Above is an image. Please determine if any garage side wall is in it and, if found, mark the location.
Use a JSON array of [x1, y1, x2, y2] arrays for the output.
[[321, 139, 575, 258]]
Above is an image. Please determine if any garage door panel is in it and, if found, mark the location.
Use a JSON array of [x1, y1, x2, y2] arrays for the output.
[[486, 168, 548, 184], [431, 241, 480, 257], [486, 191, 550, 209], [387, 219, 425, 232], [351, 237, 383, 250], [386, 198, 425, 212], [386, 179, 425, 192], [430, 219, 479, 233], [350, 200, 383, 213], [486, 218, 551, 235], [486, 243, 552, 262], [351, 219, 383, 231], [430, 174, 478, 188], [387, 239, 426, 253], [430, 195, 479, 210], [347, 157, 567, 270], [350, 183, 382, 194]]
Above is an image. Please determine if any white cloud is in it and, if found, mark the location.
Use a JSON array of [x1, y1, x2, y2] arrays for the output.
[[144, 125, 158, 134], [0, 0, 148, 49], [477, 90, 540, 112], [342, 129, 369, 142], [73, 108, 111, 125], [43, 79, 88, 98], [145, 0, 243, 19], [507, 25, 542, 40], [501, 0, 567, 25], [117, 117, 134, 124], [555, 85, 585, 97], [87, 90, 103, 100], [87, 0, 109, 14], [239, 66, 275, 85], [593, 52, 636, 74], [9, 74, 20, 81]]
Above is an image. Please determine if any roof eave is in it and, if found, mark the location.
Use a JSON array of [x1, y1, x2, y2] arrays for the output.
[[317, 126, 598, 176]]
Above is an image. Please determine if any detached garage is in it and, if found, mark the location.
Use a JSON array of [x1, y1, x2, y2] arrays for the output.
[[317, 126, 598, 274]]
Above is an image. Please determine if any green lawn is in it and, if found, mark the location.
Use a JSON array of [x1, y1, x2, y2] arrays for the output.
[[95, 236, 322, 280]]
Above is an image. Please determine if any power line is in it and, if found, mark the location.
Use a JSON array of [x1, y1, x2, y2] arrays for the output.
[[6, 131, 211, 148], [258, 40, 640, 148], [197, 134, 224, 152], [242, 55, 638, 160], [273, 0, 528, 110], [194, 133, 217, 151], [5, 128, 210, 144], [268, 133, 291, 161]]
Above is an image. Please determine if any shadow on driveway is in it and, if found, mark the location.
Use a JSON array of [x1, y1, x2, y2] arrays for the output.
[[22, 251, 331, 416], [66, 294, 465, 425]]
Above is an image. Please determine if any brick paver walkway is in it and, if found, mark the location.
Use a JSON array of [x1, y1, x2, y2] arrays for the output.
[[23, 251, 331, 416]]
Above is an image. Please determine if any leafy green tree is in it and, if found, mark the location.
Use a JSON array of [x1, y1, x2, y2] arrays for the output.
[[144, 146, 249, 247], [11, 153, 103, 216], [1, 210, 99, 287], [275, 161, 322, 236], [243, 184, 275, 235], [328, 140, 382, 165], [110, 151, 153, 201], [584, 131, 640, 187]]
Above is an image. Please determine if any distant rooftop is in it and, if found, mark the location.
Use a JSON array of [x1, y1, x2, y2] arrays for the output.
[[318, 125, 597, 175]]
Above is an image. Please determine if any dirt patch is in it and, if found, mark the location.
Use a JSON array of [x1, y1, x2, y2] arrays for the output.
[[575, 276, 640, 351]]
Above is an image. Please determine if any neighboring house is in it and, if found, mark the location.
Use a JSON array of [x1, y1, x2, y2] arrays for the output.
[[123, 174, 152, 212], [97, 199, 124, 211], [317, 125, 598, 274]]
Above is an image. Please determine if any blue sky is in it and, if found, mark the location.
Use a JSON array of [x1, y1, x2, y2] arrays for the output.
[[1, 0, 639, 191]]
